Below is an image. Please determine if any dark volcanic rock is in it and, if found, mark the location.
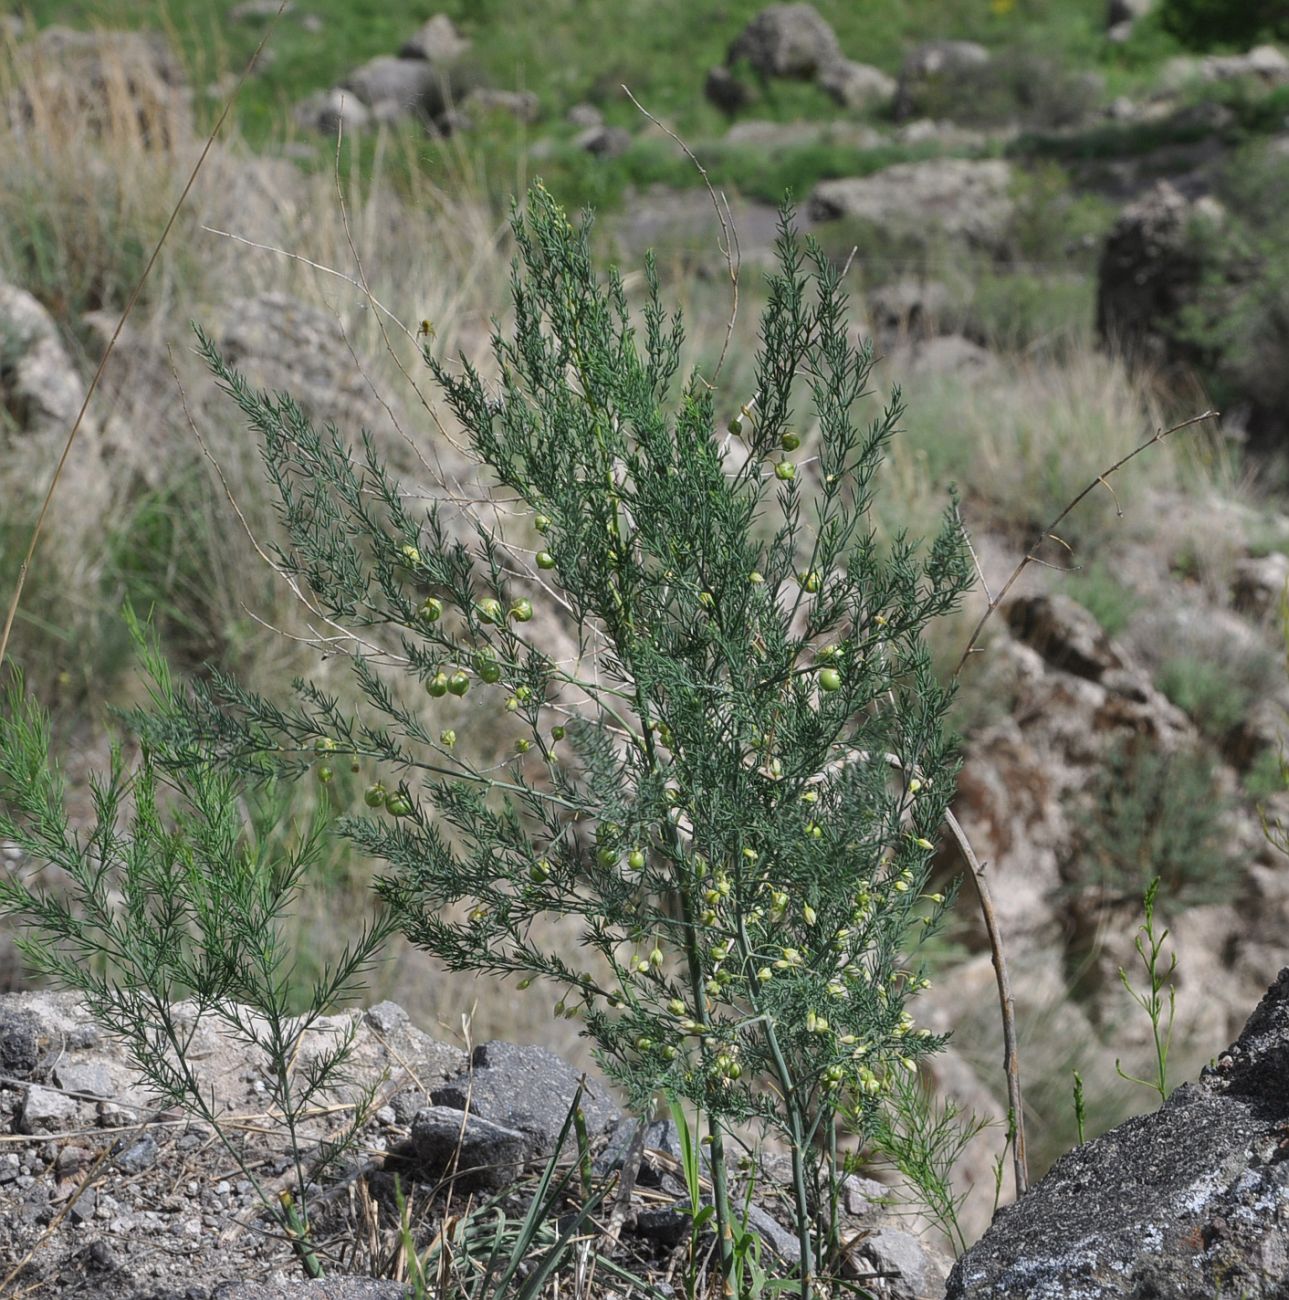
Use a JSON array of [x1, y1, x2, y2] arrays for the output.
[[946, 968, 1289, 1298], [430, 1040, 621, 1155], [409, 1104, 532, 1191], [0, 1008, 39, 1078]]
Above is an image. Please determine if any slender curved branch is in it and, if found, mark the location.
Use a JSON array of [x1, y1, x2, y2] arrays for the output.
[[952, 409, 1218, 679]]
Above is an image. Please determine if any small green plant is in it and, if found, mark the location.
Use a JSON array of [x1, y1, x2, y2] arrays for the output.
[[134, 185, 972, 1297], [1073, 741, 1237, 905], [1071, 1069, 1086, 1145], [1063, 562, 1137, 639], [1155, 653, 1259, 741], [0, 621, 396, 1277], [1115, 877, 1178, 1106]]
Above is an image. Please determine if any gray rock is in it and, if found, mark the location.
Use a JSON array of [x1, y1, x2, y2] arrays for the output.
[[431, 1041, 621, 1157], [399, 15, 469, 63], [19, 1085, 79, 1134], [460, 87, 540, 124], [114, 1134, 160, 1173], [594, 1116, 692, 1184], [842, 1174, 891, 1217], [705, 65, 753, 114], [808, 159, 1014, 251], [947, 968, 1289, 1299], [1165, 45, 1289, 90], [573, 124, 631, 158], [635, 1202, 693, 1246], [410, 1104, 532, 1190], [566, 102, 604, 129], [1006, 594, 1126, 681], [0, 1009, 39, 1078], [0, 280, 85, 437], [744, 1202, 801, 1264], [19, 26, 191, 144], [1095, 181, 1224, 371], [216, 292, 401, 437], [727, 4, 842, 80], [817, 58, 896, 110], [851, 1226, 951, 1299], [1232, 552, 1289, 621], [390, 1089, 427, 1125], [54, 1061, 114, 1100], [899, 333, 998, 377], [293, 87, 372, 134], [894, 40, 991, 121], [342, 55, 446, 120], [363, 1001, 409, 1035]]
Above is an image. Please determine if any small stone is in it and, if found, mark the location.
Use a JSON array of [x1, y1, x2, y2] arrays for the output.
[[114, 1135, 159, 1174], [375, 1105, 396, 1126], [56, 1145, 92, 1173], [54, 1061, 115, 1100], [0, 1010, 39, 1078], [364, 1001, 409, 1034], [19, 1085, 79, 1134]]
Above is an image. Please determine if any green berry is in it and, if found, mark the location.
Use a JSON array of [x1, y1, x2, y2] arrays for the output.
[[802, 571, 822, 593], [748, 570, 764, 585], [535, 513, 552, 533], [550, 724, 566, 741], [477, 598, 503, 624], [447, 671, 470, 697], [818, 667, 842, 693], [628, 849, 646, 870], [727, 415, 743, 436], [478, 659, 501, 684], [384, 793, 413, 817], [536, 551, 556, 570], [313, 737, 336, 755], [419, 596, 443, 623], [364, 783, 386, 808], [317, 765, 333, 784], [775, 461, 796, 482], [781, 432, 800, 451], [509, 598, 533, 623], [427, 672, 449, 698]]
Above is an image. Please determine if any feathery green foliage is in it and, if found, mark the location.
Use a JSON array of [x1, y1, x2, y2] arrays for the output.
[[0, 615, 397, 1275], [122, 184, 972, 1294]]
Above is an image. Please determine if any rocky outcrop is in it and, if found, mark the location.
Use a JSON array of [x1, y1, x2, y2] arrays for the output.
[[947, 968, 1289, 1298], [215, 292, 404, 439], [294, 16, 524, 136], [716, 4, 894, 114], [808, 159, 1015, 250], [893, 40, 991, 121], [1095, 181, 1225, 369], [0, 281, 85, 440], [10, 25, 191, 146], [727, 4, 842, 79], [1163, 44, 1289, 91]]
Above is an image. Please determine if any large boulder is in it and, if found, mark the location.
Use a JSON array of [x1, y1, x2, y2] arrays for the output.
[[727, 3, 842, 79], [0, 281, 84, 439], [817, 58, 896, 110], [1095, 181, 1225, 369], [893, 40, 991, 120], [808, 159, 1014, 250], [946, 969, 1289, 1298], [215, 292, 404, 438], [12, 26, 191, 146]]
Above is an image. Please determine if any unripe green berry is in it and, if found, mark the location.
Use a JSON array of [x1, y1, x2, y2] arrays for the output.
[[364, 783, 386, 808], [801, 570, 822, 593], [781, 431, 800, 451], [384, 793, 413, 817], [427, 672, 449, 698], [550, 725, 566, 741], [535, 513, 552, 533], [628, 849, 646, 871], [536, 551, 556, 570], [509, 598, 533, 622], [818, 667, 842, 693], [419, 596, 443, 623], [748, 570, 764, 585], [317, 765, 333, 784], [477, 598, 503, 624], [775, 461, 796, 482], [447, 671, 470, 697]]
